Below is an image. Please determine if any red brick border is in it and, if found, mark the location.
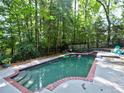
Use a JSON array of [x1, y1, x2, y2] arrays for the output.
[[8, 70, 19, 78], [86, 61, 97, 81], [4, 77, 32, 93], [46, 77, 86, 91], [4, 52, 97, 93], [4, 69, 32, 93]]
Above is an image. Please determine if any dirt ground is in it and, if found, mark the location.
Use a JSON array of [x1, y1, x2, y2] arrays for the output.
[[11, 53, 63, 67], [0, 53, 63, 69]]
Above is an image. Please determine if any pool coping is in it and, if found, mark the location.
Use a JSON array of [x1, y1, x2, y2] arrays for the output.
[[4, 52, 97, 93]]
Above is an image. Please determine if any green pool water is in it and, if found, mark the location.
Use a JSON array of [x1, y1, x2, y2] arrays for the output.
[[13, 54, 95, 92]]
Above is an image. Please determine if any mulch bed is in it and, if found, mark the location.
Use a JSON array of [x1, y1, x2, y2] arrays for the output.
[[11, 53, 63, 67]]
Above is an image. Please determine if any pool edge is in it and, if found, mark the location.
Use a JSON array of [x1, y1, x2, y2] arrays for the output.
[[4, 52, 97, 93]]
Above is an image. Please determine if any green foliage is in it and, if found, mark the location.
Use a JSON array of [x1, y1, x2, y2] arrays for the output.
[[2, 57, 11, 64], [0, 54, 11, 65], [12, 42, 40, 62], [0, 0, 124, 63], [0, 55, 4, 64]]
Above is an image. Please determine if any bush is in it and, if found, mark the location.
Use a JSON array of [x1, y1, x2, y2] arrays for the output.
[[0, 55, 4, 65], [12, 42, 40, 62], [2, 57, 11, 64]]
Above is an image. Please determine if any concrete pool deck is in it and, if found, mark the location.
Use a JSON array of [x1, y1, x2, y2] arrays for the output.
[[41, 52, 124, 93], [51, 55, 124, 93], [0, 51, 124, 93], [0, 78, 21, 93]]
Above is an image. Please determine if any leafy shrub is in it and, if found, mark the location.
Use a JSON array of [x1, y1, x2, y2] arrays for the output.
[[0, 54, 12, 65], [2, 57, 11, 64], [12, 42, 40, 62], [0, 55, 4, 64]]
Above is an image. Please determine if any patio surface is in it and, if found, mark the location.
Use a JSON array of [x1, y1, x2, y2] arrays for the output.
[[0, 67, 16, 79], [41, 52, 124, 93], [0, 52, 124, 93], [50, 58, 124, 93], [0, 78, 21, 93]]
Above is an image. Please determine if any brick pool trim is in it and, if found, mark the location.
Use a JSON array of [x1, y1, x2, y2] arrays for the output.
[[4, 77, 33, 93], [4, 52, 97, 93], [86, 60, 97, 81], [4, 70, 33, 93]]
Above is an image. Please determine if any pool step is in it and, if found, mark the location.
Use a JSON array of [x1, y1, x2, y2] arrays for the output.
[[13, 71, 27, 82], [19, 73, 32, 85], [24, 76, 36, 88], [29, 73, 45, 92]]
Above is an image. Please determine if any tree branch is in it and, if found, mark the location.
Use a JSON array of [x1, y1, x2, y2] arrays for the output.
[[96, 0, 107, 13]]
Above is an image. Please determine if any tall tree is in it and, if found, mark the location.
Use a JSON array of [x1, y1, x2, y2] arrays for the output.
[[35, 0, 39, 50], [96, 0, 111, 47]]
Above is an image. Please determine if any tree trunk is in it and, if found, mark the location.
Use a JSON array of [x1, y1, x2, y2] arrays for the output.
[[16, 15, 21, 42], [73, 0, 77, 44], [29, 0, 33, 41], [96, 32, 99, 48], [35, 0, 39, 50], [96, 0, 111, 47]]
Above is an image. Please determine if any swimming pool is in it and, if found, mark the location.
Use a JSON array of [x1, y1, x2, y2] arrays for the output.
[[12, 54, 95, 92]]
